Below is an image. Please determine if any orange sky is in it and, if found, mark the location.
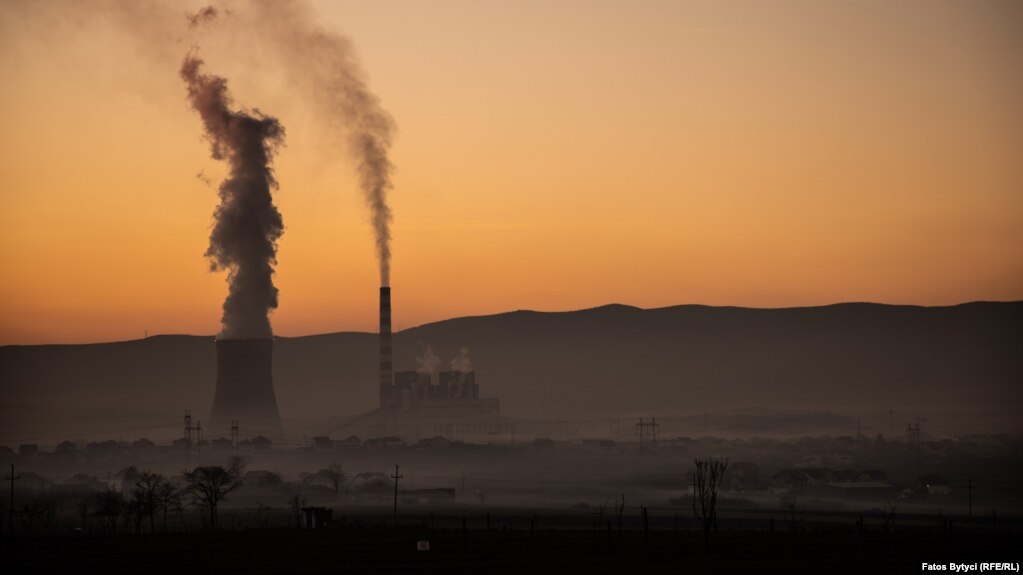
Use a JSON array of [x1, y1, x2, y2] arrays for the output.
[[1, 0, 1021, 345]]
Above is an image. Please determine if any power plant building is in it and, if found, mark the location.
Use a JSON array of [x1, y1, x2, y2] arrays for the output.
[[331, 286, 503, 442], [382, 370, 483, 406], [355, 367, 501, 440]]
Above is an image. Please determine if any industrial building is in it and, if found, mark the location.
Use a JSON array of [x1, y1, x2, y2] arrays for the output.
[[209, 338, 285, 440], [330, 287, 504, 442], [206, 284, 505, 443]]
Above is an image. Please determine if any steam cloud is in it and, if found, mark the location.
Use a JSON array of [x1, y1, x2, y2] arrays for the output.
[[450, 348, 473, 372], [180, 55, 285, 339], [416, 345, 442, 374]]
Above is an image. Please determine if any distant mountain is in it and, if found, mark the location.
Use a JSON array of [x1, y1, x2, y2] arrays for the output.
[[1, 301, 1020, 443]]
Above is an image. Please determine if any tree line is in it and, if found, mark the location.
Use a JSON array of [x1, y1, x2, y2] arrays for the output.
[[5, 456, 348, 535]]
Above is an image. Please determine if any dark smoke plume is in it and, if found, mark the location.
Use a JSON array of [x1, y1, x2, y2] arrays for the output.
[[180, 55, 285, 339], [247, 1, 396, 286], [185, 2, 396, 285], [187, 5, 219, 30]]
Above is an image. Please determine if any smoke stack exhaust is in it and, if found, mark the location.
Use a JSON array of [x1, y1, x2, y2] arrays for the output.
[[179, 55, 285, 341], [210, 339, 284, 439], [379, 286, 393, 406]]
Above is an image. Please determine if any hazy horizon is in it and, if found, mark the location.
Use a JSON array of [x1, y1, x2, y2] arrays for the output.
[[2, 0, 1022, 345], [2, 297, 1020, 346]]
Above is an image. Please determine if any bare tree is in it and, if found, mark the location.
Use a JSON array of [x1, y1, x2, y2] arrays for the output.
[[157, 481, 184, 532], [692, 457, 728, 549], [881, 500, 898, 533], [782, 495, 799, 533], [116, 466, 140, 493], [288, 493, 307, 528], [77, 500, 90, 532], [93, 489, 124, 534], [614, 494, 626, 545], [226, 455, 248, 479], [593, 496, 609, 530], [20, 497, 58, 535], [254, 502, 271, 528], [131, 471, 166, 533], [38, 498, 58, 535], [125, 499, 142, 534], [184, 466, 242, 530], [317, 463, 346, 494]]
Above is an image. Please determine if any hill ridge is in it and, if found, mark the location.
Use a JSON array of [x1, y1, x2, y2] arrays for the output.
[[1, 301, 1019, 443]]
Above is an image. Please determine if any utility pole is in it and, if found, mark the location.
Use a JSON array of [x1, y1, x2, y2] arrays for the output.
[[968, 479, 973, 518], [637, 418, 644, 453], [689, 473, 699, 534], [390, 464, 403, 526], [906, 421, 922, 449], [231, 420, 239, 452], [184, 409, 194, 467], [5, 463, 20, 534], [195, 420, 203, 464]]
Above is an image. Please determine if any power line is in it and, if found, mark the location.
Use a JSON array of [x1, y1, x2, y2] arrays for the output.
[[636, 417, 659, 453], [2, 422, 183, 443]]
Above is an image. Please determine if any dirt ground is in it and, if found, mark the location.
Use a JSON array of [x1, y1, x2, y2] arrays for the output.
[[4, 517, 1021, 574]]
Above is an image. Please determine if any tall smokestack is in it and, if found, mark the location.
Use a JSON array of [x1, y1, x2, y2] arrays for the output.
[[210, 339, 284, 439], [379, 286, 392, 407]]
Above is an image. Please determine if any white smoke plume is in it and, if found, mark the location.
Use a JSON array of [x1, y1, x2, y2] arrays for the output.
[[416, 345, 442, 375], [450, 348, 473, 372], [180, 54, 285, 339]]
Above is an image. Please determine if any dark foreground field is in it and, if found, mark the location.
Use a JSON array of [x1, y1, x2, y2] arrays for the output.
[[4, 522, 1020, 574]]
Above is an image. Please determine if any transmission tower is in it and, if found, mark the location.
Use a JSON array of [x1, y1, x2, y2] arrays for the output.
[[636, 418, 660, 453]]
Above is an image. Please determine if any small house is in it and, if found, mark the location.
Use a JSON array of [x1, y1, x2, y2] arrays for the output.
[[301, 507, 333, 529]]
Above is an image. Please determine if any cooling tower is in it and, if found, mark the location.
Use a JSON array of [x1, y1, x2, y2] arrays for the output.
[[379, 286, 393, 407], [210, 339, 285, 439]]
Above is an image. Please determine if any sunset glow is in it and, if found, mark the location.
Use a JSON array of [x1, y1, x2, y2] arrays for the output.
[[1, 0, 1020, 344]]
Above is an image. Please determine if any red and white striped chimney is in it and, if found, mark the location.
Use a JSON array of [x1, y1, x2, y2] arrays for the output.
[[379, 286, 393, 406]]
